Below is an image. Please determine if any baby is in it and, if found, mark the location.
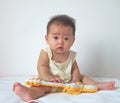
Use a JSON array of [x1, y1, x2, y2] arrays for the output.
[[13, 14, 115, 102]]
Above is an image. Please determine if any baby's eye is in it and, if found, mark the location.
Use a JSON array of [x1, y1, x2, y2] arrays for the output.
[[64, 37, 69, 40], [53, 36, 58, 40]]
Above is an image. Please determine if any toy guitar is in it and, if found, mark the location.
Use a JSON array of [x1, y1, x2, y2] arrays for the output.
[[25, 78, 98, 95]]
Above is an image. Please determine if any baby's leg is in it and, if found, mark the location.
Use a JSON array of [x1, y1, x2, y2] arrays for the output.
[[80, 75, 115, 90], [96, 81, 115, 90], [13, 82, 51, 102]]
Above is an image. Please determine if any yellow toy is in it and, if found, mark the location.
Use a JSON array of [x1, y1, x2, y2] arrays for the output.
[[25, 77, 98, 95]]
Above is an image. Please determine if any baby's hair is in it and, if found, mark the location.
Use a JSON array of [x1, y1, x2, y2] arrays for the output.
[[47, 14, 76, 36]]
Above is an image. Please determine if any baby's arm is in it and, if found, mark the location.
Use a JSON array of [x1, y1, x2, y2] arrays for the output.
[[37, 50, 54, 80], [71, 61, 98, 84], [37, 50, 63, 82], [70, 60, 96, 84], [70, 61, 83, 82]]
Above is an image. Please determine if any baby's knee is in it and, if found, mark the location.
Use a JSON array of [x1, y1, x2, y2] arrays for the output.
[[44, 87, 51, 93]]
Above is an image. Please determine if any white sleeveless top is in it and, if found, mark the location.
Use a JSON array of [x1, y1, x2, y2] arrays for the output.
[[43, 47, 76, 82]]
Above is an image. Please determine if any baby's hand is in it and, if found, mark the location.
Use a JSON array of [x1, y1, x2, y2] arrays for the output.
[[69, 78, 80, 83], [48, 77, 64, 83]]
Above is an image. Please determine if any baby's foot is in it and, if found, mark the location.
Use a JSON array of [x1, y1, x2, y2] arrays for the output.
[[13, 82, 33, 101], [97, 81, 115, 90]]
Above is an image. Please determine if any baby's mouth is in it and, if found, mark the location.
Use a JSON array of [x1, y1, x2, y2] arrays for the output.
[[57, 47, 63, 50]]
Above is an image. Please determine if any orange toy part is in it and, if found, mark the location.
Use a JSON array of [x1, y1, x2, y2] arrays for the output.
[[25, 78, 98, 94]]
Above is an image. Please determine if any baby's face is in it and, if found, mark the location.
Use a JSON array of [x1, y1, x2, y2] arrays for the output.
[[45, 23, 75, 54]]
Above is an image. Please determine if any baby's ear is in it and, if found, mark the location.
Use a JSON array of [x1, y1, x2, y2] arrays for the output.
[[71, 37, 75, 46], [45, 35, 49, 43], [72, 37, 75, 43], [73, 37, 75, 42]]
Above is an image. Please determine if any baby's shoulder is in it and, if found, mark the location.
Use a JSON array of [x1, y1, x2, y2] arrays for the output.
[[69, 50, 76, 55]]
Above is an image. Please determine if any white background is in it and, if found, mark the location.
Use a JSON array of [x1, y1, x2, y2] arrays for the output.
[[0, 0, 120, 79]]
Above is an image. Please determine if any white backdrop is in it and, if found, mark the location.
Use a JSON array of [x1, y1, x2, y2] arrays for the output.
[[0, 0, 120, 79]]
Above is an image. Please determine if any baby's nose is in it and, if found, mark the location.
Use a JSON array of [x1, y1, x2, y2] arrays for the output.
[[58, 39, 64, 44]]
